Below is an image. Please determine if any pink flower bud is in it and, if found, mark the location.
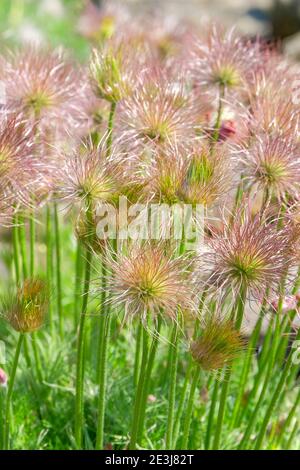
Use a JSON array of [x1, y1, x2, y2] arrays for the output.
[[219, 120, 236, 141], [0, 368, 7, 387]]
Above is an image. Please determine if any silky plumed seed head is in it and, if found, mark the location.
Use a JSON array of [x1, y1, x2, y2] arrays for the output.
[[107, 243, 194, 324], [57, 138, 123, 208], [0, 112, 40, 209], [201, 205, 295, 298], [0, 46, 88, 137], [190, 24, 260, 94], [239, 134, 300, 201], [2, 278, 48, 333], [190, 317, 245, 371], [118, 68, 196, 152]]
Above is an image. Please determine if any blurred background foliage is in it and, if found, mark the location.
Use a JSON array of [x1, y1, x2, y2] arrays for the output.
[[1, 0, 300, 61]]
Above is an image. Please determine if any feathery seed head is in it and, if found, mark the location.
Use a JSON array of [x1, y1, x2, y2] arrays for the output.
[[118, 69, 196, 152], [190, 316, 245, 371], [90, 41, 138, 103], [190, 24, 260, 94], [202, 205, 295, 298], [239, 134, 300, 202], [57, 138, 123, 208], [1, 46, 87, 137], [180, 141, 232, 207], [107, 243, 194, 324], [0, 112, 40, 208], [2, 278, 48, 333]]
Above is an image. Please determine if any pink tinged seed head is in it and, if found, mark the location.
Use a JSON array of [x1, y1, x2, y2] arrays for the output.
[[246, 67, 300, 137], [56, 136, 124, 209], [200, 204, 296, 299], [238, 134, 300, 202], [179, 139, 234, 207], [117, 67, 197, 153], [78, 0, 130, 42], [0, 46, 89, 140], [0, 111, 41, 209], [106, 242, 195, 325], [189, 24, 261, 96]]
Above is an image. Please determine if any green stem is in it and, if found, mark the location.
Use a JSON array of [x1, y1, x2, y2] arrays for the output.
[[253, 351, 294, 449], [173, 358, 193, 449], [29, 211, 43, 382], [74, 240, 84, 332], [212, 367, 232, 450], [136, 318, 162, 446], [212, 84, 225, 141], [53, 203, 63, 337], [181, 366, 201, 449], [106, 102, 116, 157], [31, 335, 43, 383], [17, 215, 28, 279], [275, 388, 300, 448], [12, 216, 20, 283], [46, 206, 54, 334], [95, 272, 112, 450], [16, 219, 32, 369], [74, 203, 94, 449], [133, 323, 142, 388], [212, 286, 246, 449], [3, 334, 24, 450], [166, 322, 179, 449], [286, 422, 298, 450], [238, 314, 281, 449], [204, 379, 219, 449], [230, 309, 264, 429], [129, 325, 149, 450], [0, 386, 4, 449], [29, 212, 35, 277]]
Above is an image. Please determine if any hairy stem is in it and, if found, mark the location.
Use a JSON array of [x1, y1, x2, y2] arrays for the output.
[[166, 322, 179, 449], [3, 333, 24, 450], [106, 101, 117, 157], [74, 202, 93, 449], [181, 366, 201, 449], [53, 203, 63, 337]]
